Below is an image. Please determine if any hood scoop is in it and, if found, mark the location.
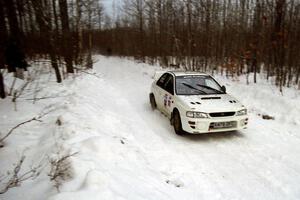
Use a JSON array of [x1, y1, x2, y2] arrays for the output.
[[190, 102, 201, 105], [201, 97, 221, 100]]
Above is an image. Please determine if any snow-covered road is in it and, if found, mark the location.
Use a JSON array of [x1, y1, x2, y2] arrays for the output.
[[50, 56, 300, 200], [1, 56, 300, 200]]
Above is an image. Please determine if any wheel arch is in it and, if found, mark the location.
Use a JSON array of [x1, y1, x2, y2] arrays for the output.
[[172, 107, 179, 115], [149, 93, 156, 102], [171, 107, 180, 125], [149, 93, 157, 110]]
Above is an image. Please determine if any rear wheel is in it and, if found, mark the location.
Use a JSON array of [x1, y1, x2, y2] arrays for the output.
[[173, 110, 184, 135], [149, 94, 157, 110]]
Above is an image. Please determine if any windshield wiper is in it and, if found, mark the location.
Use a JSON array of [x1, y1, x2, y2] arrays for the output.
[[196, 84, 224, 94], [182, 83, 207, 94]]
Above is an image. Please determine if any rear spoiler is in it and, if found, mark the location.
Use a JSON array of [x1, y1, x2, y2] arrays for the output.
[[153, 71, 166, 80]]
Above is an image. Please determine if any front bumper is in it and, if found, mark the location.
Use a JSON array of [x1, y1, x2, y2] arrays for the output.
[[181, 115, 248, 134]]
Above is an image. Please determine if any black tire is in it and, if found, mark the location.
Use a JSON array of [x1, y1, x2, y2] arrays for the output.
[[173, 110, 185, 135], [149, 94, 157, 110]]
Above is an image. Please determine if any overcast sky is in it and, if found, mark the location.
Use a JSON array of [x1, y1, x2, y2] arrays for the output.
[[102, 0, 123, 16]]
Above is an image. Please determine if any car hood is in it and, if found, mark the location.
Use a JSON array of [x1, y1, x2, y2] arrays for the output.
[[177, 94, 245, 113]]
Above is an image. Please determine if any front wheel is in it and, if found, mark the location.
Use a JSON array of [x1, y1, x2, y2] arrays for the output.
[[173, 110, 185, 135], [149, 94, 157, 110]]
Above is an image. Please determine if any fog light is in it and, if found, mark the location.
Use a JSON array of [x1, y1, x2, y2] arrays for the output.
[[240, 119, 248, 126]]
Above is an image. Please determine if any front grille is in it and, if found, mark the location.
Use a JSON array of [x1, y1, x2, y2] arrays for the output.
[[209, 112, 235, 117]]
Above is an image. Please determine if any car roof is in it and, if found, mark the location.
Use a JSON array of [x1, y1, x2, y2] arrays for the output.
[[167, 71, 209, 77]]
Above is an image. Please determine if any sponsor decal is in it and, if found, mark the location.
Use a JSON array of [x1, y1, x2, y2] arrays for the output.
[[164, 94, 172, 107]]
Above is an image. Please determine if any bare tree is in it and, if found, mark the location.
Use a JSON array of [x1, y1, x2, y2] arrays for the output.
[[59, 0, 74, 73], [31, 0, 62, 83]]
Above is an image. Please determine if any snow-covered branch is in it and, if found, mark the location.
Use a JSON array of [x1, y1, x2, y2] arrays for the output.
[[0, 156, 44, 194]]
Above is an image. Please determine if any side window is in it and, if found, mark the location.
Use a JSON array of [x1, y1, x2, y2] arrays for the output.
[[157, 73, 168, 88], [164, 76, 174, 95]]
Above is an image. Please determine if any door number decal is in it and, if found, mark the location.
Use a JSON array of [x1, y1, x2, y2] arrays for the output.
[[164, 94, 172, 107]]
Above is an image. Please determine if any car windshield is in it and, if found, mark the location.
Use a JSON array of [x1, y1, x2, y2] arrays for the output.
[[176, 75, 224, 95]]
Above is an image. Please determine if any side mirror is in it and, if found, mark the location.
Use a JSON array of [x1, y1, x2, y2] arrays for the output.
[[221, 85, 226, 93]]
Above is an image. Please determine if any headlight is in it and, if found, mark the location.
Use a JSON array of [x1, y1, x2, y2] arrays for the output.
[[236, 109, 247, 116], [186, 111, 209, 118]]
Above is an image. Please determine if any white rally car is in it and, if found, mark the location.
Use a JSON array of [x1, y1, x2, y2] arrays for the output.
[[149, 71, 248, 135]]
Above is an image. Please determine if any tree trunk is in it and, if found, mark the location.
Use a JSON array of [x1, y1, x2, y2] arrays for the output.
[[0, 0, 6, 98], [272, 0, 286, 92], [50, 54, 62, 83], [3, 0, 20, 38], [0, 71, 5, 98], [4, 0, 27, 74], [75, 0, 83, 65], [31, 0, 62, 83], [59, 0, 74, 73]]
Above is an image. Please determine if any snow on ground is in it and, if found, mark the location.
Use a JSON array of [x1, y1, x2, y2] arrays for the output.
[[1, 56, 300, 200]]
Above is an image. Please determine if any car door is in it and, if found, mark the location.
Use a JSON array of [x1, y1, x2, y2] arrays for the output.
[[155, 73, 169, 109], [160, 74, 175, 117]]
